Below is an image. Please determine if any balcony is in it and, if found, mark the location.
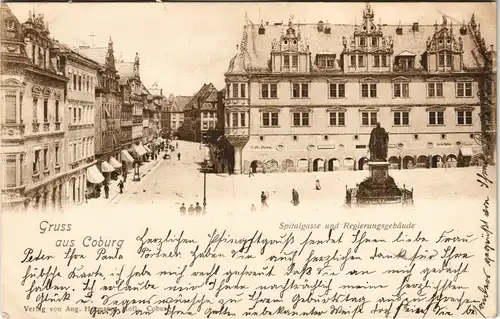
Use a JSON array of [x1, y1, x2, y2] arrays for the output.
[[43, 122, 50, 132], [55, 122, 61, 131], [225, 127, 249, 136], [32, 122, 40, 133], [2, 123, 25, 140]]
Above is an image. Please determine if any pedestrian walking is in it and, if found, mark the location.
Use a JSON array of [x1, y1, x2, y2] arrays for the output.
[[188, 204, 195, 215], [176, 142, 178, 149], [292, 189, 300, 206], [104, 183, 110, 199], [315, 179, 322, 190], [123, 170, 128, 183], [180, 203, 186, 215], [261, 191, 268, 209], [250, 204, 256, 212], [118, 180, 124, 194], [195, 202, 203, 215], [177, 153, 181, 161]]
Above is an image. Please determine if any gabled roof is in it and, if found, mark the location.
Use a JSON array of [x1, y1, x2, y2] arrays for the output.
[[170, 95, 192, 112], [75, 47, 108, 66], [229, 11, 496, 73]]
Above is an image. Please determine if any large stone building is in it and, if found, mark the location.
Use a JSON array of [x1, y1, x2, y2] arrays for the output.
[[54, 41, 99, 206], [180, 83, 219, 142], [77, 39, 123, 179], [163, 94, 190, 139], [1, 6, 70, 212], [222, 5, 496, 174]]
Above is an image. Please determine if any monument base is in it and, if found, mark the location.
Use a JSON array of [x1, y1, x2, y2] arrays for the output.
[[367, 161, 390, 184]]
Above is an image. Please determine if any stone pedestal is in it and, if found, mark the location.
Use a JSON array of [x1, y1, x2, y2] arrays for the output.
[[367, 161, 391, 184]]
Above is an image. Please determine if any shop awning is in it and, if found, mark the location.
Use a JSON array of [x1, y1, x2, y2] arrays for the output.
[[101, 161, 115, 173], [87, 165, 105, 184], [121, 150, 134, 163], [132, 144, 147, 157], [143, 145, 152, 153], [460, 147, 474, 157], [109, 157, 122, 169]]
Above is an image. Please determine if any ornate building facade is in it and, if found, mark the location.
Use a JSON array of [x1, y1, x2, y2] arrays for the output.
[[164, 94, 190, 139], [1, 6, 69, 211], [117, 54, 148, 163], [55, 41, 99, 206], [223, 5, 496, 174], [77, 39, 122, 179]]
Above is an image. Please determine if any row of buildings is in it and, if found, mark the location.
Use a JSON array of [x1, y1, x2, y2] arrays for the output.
[[1, 5, 165, 212]]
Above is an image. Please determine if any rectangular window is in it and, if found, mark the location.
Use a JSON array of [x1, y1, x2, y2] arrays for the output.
[[226, 84, 230, 98], [446, 53, 452, 67], [457, 82, 473, 97], [78, 75, 82, 91], [362, 84, 377, 98], [73, 142, 77, 161], [292, 112, 309, 126], [73, 74, 77, 90], [292, 83, 300, 98], [33, 150, 40, 174], [329, 112, 345, 126], [393, 111, 410, 126], [261, 84, 269, 98], [78, 108, 82, 123], [394, 83, 409, 98], [5, 91, 16, 123], [371, 37, 378, 46], [240, 84, 246, 98], [232, 83, 238, 98], [350, 55, 356, 67], [292, 55, 298, 67], [361, 112, 378, 126], [270, 84, 277, 98], [457, 111, 473, 125], [208, 121, 214, 129], [43, 100, 48, 122], [6, 155, 17, 187], [358, 55, 364, 67], [301, 83, 309, 98], [374, 55, 380, 67], [86, 79, 90, 92], [284, 55, 290, 67], [381, 55, 388, 67], [43, 147, 48, 170], [55, 100, 59, 121], [439, 53, 445, 66], [262, 113, 269, 126], [232, 113, 238, 127], [428, 111, 444, 125], [32, 97, 38, 122], [360, 37, 366, 46], [329, 83, 345, 98], [428, 83, 444, 97], [240, 112, 246, 127], [55, 144, 59, 165]]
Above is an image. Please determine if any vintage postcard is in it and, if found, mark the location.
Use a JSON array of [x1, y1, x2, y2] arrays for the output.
[[0, 2, 497, 318]]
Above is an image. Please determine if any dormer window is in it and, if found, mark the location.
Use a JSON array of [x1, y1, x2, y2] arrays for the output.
[[284, 55, 290, 68], [371, 37, 378, 46], [360, 37, 366, 46], [317, 54, 336, 69], [291, 55, 298, 67]]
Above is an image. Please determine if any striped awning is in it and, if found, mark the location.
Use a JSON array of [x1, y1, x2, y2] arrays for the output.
[[101, 161, 115, 173], [109, 157, 122, 169], [121, 150, 134, 163], [132, 144, 147, 157], [86, 165, 105, 184]]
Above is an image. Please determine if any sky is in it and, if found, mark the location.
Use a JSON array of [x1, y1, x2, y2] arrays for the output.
[[8, 2, 496, 96]]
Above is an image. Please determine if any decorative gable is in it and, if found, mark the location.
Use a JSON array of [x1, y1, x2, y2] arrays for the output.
[[424, 15, 464, 72], [270, 17, 311, 73]]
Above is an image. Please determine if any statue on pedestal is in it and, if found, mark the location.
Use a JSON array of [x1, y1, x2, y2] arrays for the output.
[[368, 122, 389, 161]]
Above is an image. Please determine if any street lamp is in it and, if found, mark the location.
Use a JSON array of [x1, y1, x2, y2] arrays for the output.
[[202, 159, 207, 213]]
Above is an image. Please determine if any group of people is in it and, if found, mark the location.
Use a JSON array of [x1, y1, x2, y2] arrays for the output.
[[179, 202, 203, 215]]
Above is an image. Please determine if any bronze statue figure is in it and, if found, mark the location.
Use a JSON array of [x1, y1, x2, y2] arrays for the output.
[[369, 122, 389, 161]]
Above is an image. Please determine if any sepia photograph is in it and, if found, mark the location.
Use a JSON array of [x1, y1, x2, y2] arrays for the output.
[[0, 1, 497, 318]]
